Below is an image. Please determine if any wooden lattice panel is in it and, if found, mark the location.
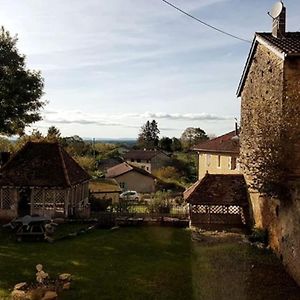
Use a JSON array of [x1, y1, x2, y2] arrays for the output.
[[54, 190, 65, 212], [228, 205, 240, 215], [191, 205, 207, 214], [32, 189, 43, 209], [53, 190, 65, 204], [44, 190, 54, 210], [209, 205, 225, 214], [1, 188, 13, 209]]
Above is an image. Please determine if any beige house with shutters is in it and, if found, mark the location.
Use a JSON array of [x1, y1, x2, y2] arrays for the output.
[[193, 130, 240, 180]]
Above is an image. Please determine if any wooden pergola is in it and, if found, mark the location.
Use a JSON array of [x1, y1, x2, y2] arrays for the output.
[[0, 142, 90, 220], [184, 174, 250, 229]]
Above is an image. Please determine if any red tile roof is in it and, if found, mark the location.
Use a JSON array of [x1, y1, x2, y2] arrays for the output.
[[106, 162, 156, 179], [193, 130, 239, 154], [0, 142, 90, 187], [123, 149, 168, 161], [184, 174, 248, 206]]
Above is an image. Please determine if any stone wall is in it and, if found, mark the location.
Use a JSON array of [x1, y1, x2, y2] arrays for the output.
[[240, 43, 284, 224], [240, 43, 300, 285]]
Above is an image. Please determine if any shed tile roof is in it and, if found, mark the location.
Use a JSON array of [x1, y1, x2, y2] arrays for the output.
[[257, 32, 300, 56], [123, 149, 167, 160], [193, 131, 239, 154], [89, 179, 122, 193], [0, 142, 90, 187], [106, 162, 156, 179], [184, 174, 248, 206]]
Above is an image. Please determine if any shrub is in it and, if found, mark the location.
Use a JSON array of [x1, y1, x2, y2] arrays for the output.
[[89, 195, 112, 212], [148, 191, 172, 213], [249, 227, 268, 244]]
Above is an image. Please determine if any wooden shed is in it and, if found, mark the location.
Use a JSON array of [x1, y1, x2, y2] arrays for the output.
[[0, 141, 90, 220], [184, 174, 250, 229]]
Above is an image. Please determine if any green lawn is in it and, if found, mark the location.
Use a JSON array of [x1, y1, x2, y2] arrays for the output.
[[0, 227, 299, 300], [0, 227, 192, 300]]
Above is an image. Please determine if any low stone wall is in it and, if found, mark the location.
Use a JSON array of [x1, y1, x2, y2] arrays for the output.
[[249, 187, 300, 286]]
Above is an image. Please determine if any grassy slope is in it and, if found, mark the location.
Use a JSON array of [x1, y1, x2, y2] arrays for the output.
[[0, 227, 192, 300], [0, 227, 300, 300]]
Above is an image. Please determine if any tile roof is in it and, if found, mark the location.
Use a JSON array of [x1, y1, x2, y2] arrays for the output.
[[184, 174, 248, 206], [257, 32, 300, 56], [89, 179, 122, 193], [106, 162, 156, 179], [123, 149, 167, 160], [0, 142, 90, 187], [193, 130, 239, 154]]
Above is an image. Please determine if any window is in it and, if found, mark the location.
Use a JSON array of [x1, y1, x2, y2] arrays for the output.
[[230, 157, 237, 170], [119, 182, 125, 189], [141, 165, 145, 169], [206, 154, 211, 167], [217, 155, 221, 168], [137, 159, 141, 163]]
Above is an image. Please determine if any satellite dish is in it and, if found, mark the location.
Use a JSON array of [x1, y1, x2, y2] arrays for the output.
[[270, 1, 283, 19]]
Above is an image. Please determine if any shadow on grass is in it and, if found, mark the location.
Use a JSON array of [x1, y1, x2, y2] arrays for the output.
[[191, 233, 300, 300]]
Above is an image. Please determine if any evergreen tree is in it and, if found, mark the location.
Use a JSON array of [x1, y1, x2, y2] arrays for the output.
[[138, 120, 160, 149], [47, 126, 61, 141]]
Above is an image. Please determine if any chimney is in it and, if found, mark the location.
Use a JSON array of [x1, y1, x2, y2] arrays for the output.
[[272, 2, 286, 38], [235, 122, 239, 136]]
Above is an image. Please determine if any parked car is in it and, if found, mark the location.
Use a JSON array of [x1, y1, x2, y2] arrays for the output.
[[120, 191, 140, 201]]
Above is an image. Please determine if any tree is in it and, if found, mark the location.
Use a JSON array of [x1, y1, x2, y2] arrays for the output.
[[180, 127, 209, 150], [0, 27, 45, 135], [47, 126, 61, 140], [60, 135, 89, 156], [171, 137, 182, 152], [14, 129, 44, 150], [137, 120, 160, 149], [159, 137, 172, 152]]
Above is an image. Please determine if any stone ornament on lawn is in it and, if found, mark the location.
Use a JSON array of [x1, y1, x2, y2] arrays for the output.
[[11, 265, 72, 299], [36, 264, 49, 283], [13, 282, 27, 291], [58, 273, 71, 281]]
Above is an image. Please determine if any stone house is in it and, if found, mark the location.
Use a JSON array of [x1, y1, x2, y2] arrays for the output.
[[193, 129, 240, 180], [123, 149, 171, 174], [237, 2, 300, 285], [0, 142, 90, 220], [106, 162, 156, 193]]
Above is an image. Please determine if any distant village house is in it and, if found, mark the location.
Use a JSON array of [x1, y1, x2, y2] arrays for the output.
[[106, 162, 156, 193], [123, 149, 171, 174]]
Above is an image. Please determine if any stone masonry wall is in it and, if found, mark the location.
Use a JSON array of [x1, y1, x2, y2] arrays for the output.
[[240, 43, 284, 226], [240, 43, 300, 285]]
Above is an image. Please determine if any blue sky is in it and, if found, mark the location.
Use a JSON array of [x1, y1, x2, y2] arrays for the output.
[[1, 0, 300, 138]]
